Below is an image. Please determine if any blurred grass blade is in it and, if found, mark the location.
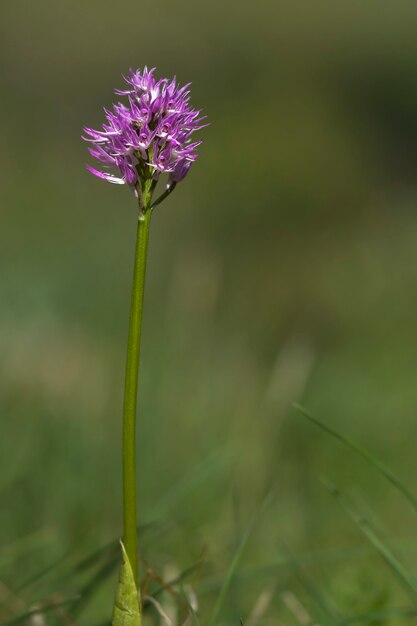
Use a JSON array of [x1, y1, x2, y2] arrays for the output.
[[70, 550, 120, 616], [180, 586, 201, 626], [149, 451, 227, 521], [198, 544, 378, 594], [0, 528, 52, 569], [151, 561, 203, 601], [7, 528, 143, 606], [280, 545, 340, 625], [1, 596, 79, 626], [294, 404, 417, 514], [0, 549, 74, 613], [187, 603, 202, 626], [323, 478, 417, 605], [245, 584, 275, 626], [339, 605, 417, 624], [208, 492, 273, 626]]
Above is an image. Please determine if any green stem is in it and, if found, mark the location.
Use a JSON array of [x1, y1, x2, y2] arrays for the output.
[[122, 204, 152, 592]]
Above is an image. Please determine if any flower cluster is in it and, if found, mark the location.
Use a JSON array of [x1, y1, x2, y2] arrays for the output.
[[83, 67, 207, 207]]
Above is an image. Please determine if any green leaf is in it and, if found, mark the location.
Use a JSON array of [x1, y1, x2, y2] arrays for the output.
[[112, 541, 141, 626]]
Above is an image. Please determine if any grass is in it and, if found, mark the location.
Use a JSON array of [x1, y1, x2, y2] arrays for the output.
[[1, 403, 416, 625]]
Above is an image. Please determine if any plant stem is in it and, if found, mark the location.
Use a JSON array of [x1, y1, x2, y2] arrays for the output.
[[122, 204, 152, 590]]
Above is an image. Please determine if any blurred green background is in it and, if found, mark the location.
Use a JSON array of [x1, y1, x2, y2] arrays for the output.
[[1, 0, 417, 623]]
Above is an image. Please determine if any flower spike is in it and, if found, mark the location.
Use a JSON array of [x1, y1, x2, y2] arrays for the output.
[[83, 67, 207, 211]]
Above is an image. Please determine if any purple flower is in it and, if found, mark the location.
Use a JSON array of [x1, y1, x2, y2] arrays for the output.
[[83, 67, 207, 209]]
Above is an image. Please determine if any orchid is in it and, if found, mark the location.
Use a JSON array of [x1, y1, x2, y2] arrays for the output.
[[83, 67, 207, 213], [83, 68, 207, 626]]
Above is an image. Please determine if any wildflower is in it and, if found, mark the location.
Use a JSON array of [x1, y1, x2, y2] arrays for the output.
[[83, 67, 207, 211], [82, 68, 208, 625]]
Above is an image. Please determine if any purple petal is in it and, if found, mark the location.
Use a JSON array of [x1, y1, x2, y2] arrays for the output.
[[86, 165, 125, 184]]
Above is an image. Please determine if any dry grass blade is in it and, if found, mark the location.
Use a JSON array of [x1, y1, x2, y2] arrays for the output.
[[179, 585, 201, 626], [245, 584, 275, 626], [145, 595, 174, 626], [281, 591, 319, 626], [148, 561, 203, 603]]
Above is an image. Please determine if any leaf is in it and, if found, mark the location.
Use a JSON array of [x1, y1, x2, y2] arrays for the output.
[[112, 541, 142, 626]]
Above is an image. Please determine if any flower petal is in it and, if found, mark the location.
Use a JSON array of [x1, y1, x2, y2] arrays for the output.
[[86, 165, 125, 184]]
